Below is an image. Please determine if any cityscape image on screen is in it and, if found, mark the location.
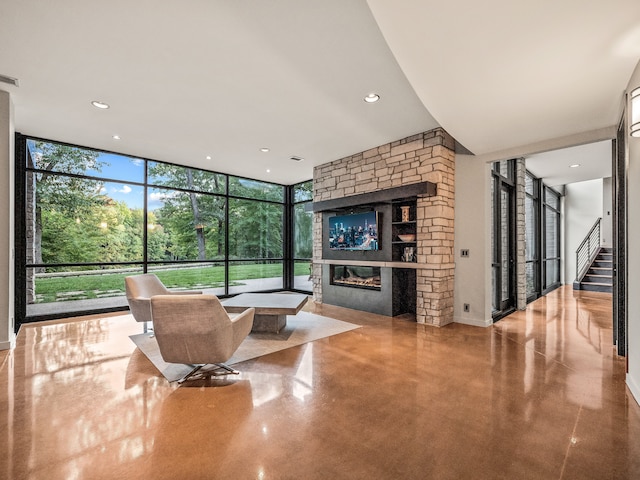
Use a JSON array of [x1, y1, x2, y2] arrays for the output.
[[328, 211, 378, 251]]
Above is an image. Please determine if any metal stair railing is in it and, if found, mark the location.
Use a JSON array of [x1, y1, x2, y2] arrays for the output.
[[575, 218, 601, 282]]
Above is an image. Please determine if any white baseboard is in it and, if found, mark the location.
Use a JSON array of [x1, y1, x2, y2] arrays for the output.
[[0, 335, 15, 351], [627, 374, 640, 407], [454, 316, 492, 328]]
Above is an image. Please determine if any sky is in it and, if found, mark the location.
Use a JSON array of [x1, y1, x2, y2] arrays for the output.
[[96, 153, 146, 209]]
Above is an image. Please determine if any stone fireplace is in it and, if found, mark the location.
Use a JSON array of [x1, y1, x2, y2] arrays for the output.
[[312, 128, 455, 326]]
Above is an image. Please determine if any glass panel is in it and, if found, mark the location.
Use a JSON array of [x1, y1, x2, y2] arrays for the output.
[[229, 260, 283, 294], [500, 189, 510, 303], [294, 203, 313, 259], [492, 266, 498, 312], [293, 260, 313, 291], [147, 162, 226, 194], [228, 199, 283, 259], [545, 207, 558, 258], [525, 195, 536, 261], [294, 180, 313, 203], [149, 263, 225, 296], [27, 139, 144, 183], [498, 160, 511, 180], [545, 260, 559, 287], [148, 187, 226, 261], [229, 176, 284, 202], [26, 265, 141, 316], [525, 173, 535, 195], [491, 176, 495, 262], [36, 178, 145, 264], [526, 262, 536, 298], [545, 187, 560, 210]]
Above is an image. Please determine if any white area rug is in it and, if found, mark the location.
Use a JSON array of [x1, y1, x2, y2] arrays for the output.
[[130, 311, 360, 382]]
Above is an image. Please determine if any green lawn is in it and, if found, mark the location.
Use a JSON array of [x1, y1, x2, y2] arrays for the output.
[[34, 262, 311, 303]]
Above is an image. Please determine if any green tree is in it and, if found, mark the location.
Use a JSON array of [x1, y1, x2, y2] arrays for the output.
[[228, 199, 283, 259], [148, 163, 226, 260], [294, 203, 313, 258], [28, 141, 107, 266]]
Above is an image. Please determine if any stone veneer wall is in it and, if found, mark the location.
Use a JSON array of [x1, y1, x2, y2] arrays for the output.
[[312, 128, 455, 326]]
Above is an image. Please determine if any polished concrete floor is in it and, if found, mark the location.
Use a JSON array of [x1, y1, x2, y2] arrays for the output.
[[1, 286, 639, 479]]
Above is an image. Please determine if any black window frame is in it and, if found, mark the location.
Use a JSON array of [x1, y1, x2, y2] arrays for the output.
[[15, 133, 312, 328]]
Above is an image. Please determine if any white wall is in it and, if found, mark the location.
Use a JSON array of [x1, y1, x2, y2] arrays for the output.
[[563, 179, 603, 284], [602, 177, 613, 246], [626, 60, 640, 406], [453, 154, 492, 327], [0, 90, 15, 350]]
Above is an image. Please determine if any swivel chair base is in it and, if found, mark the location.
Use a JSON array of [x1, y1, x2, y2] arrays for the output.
[[178, 363, 240, 384]]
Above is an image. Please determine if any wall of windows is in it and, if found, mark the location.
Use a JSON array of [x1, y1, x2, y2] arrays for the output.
[[16, 136, 312, 325], [492, 162, 563, 320], [523, 171, 562, 302]]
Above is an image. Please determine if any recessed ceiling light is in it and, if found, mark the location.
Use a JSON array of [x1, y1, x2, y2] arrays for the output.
[[112, 134, 120, 140], [206, 155, 212, 160], [91, 100, 110, 109], [260, 148, 270, 153], [266, 169, 271, 173], [569, 164, 581, 168], [364, 93, 380, 103]]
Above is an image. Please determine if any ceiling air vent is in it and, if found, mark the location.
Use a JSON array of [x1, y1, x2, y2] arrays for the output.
[[290, 156, 304, 162], [0, 74, 19, 87]]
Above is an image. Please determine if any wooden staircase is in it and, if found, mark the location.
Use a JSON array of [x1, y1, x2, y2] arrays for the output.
[[574, 247, 613, 293]]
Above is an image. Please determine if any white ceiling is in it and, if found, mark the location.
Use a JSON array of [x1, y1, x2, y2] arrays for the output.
[[526, 140, 612, 187], [1, 0, 639, 185]]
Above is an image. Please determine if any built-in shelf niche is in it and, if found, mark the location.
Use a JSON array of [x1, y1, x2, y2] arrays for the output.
[[391, 199, 417, 263]]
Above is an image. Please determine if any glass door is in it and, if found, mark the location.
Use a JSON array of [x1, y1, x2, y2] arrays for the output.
[[492, 160, 516, 320]]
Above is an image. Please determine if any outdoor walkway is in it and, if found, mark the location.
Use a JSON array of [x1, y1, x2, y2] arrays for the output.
[[26, 276, 313, 318]]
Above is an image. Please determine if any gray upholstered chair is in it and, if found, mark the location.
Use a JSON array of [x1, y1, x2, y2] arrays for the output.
[[125, 274, 203, 332], [150, 294, 255, 383]]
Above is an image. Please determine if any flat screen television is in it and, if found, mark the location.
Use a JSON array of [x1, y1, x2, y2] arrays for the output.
[[328, 211, 379, 251]]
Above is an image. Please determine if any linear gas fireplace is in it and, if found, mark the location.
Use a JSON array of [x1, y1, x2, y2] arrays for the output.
[[330, 265, 381, 291]]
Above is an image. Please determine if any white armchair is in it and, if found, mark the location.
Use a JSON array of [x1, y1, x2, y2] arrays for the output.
[[125, 273, 203, 332], [150, 294, 255, 382]]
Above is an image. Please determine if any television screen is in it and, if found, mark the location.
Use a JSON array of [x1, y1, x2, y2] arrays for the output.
[[328, 211, 379, 250]]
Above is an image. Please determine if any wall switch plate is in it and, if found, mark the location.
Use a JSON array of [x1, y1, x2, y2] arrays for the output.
[[463, 303, 470, 312], [461, 249, 469, 257]]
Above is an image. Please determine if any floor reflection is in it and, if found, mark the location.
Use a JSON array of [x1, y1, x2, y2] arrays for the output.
[[1, 287, 639, 479]]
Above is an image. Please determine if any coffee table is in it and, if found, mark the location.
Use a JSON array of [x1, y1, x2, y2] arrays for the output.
[[222, 293, 309, 333]]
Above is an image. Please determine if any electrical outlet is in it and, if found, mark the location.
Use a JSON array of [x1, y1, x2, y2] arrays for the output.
[[461, 249, 469, 257], [463, 303, 470, 312]]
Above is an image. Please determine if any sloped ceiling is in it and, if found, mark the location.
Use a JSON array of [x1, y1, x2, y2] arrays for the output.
[[367, 0, 640, 155], [0, 0, 438, 184], [1, 0, 639, 185]]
